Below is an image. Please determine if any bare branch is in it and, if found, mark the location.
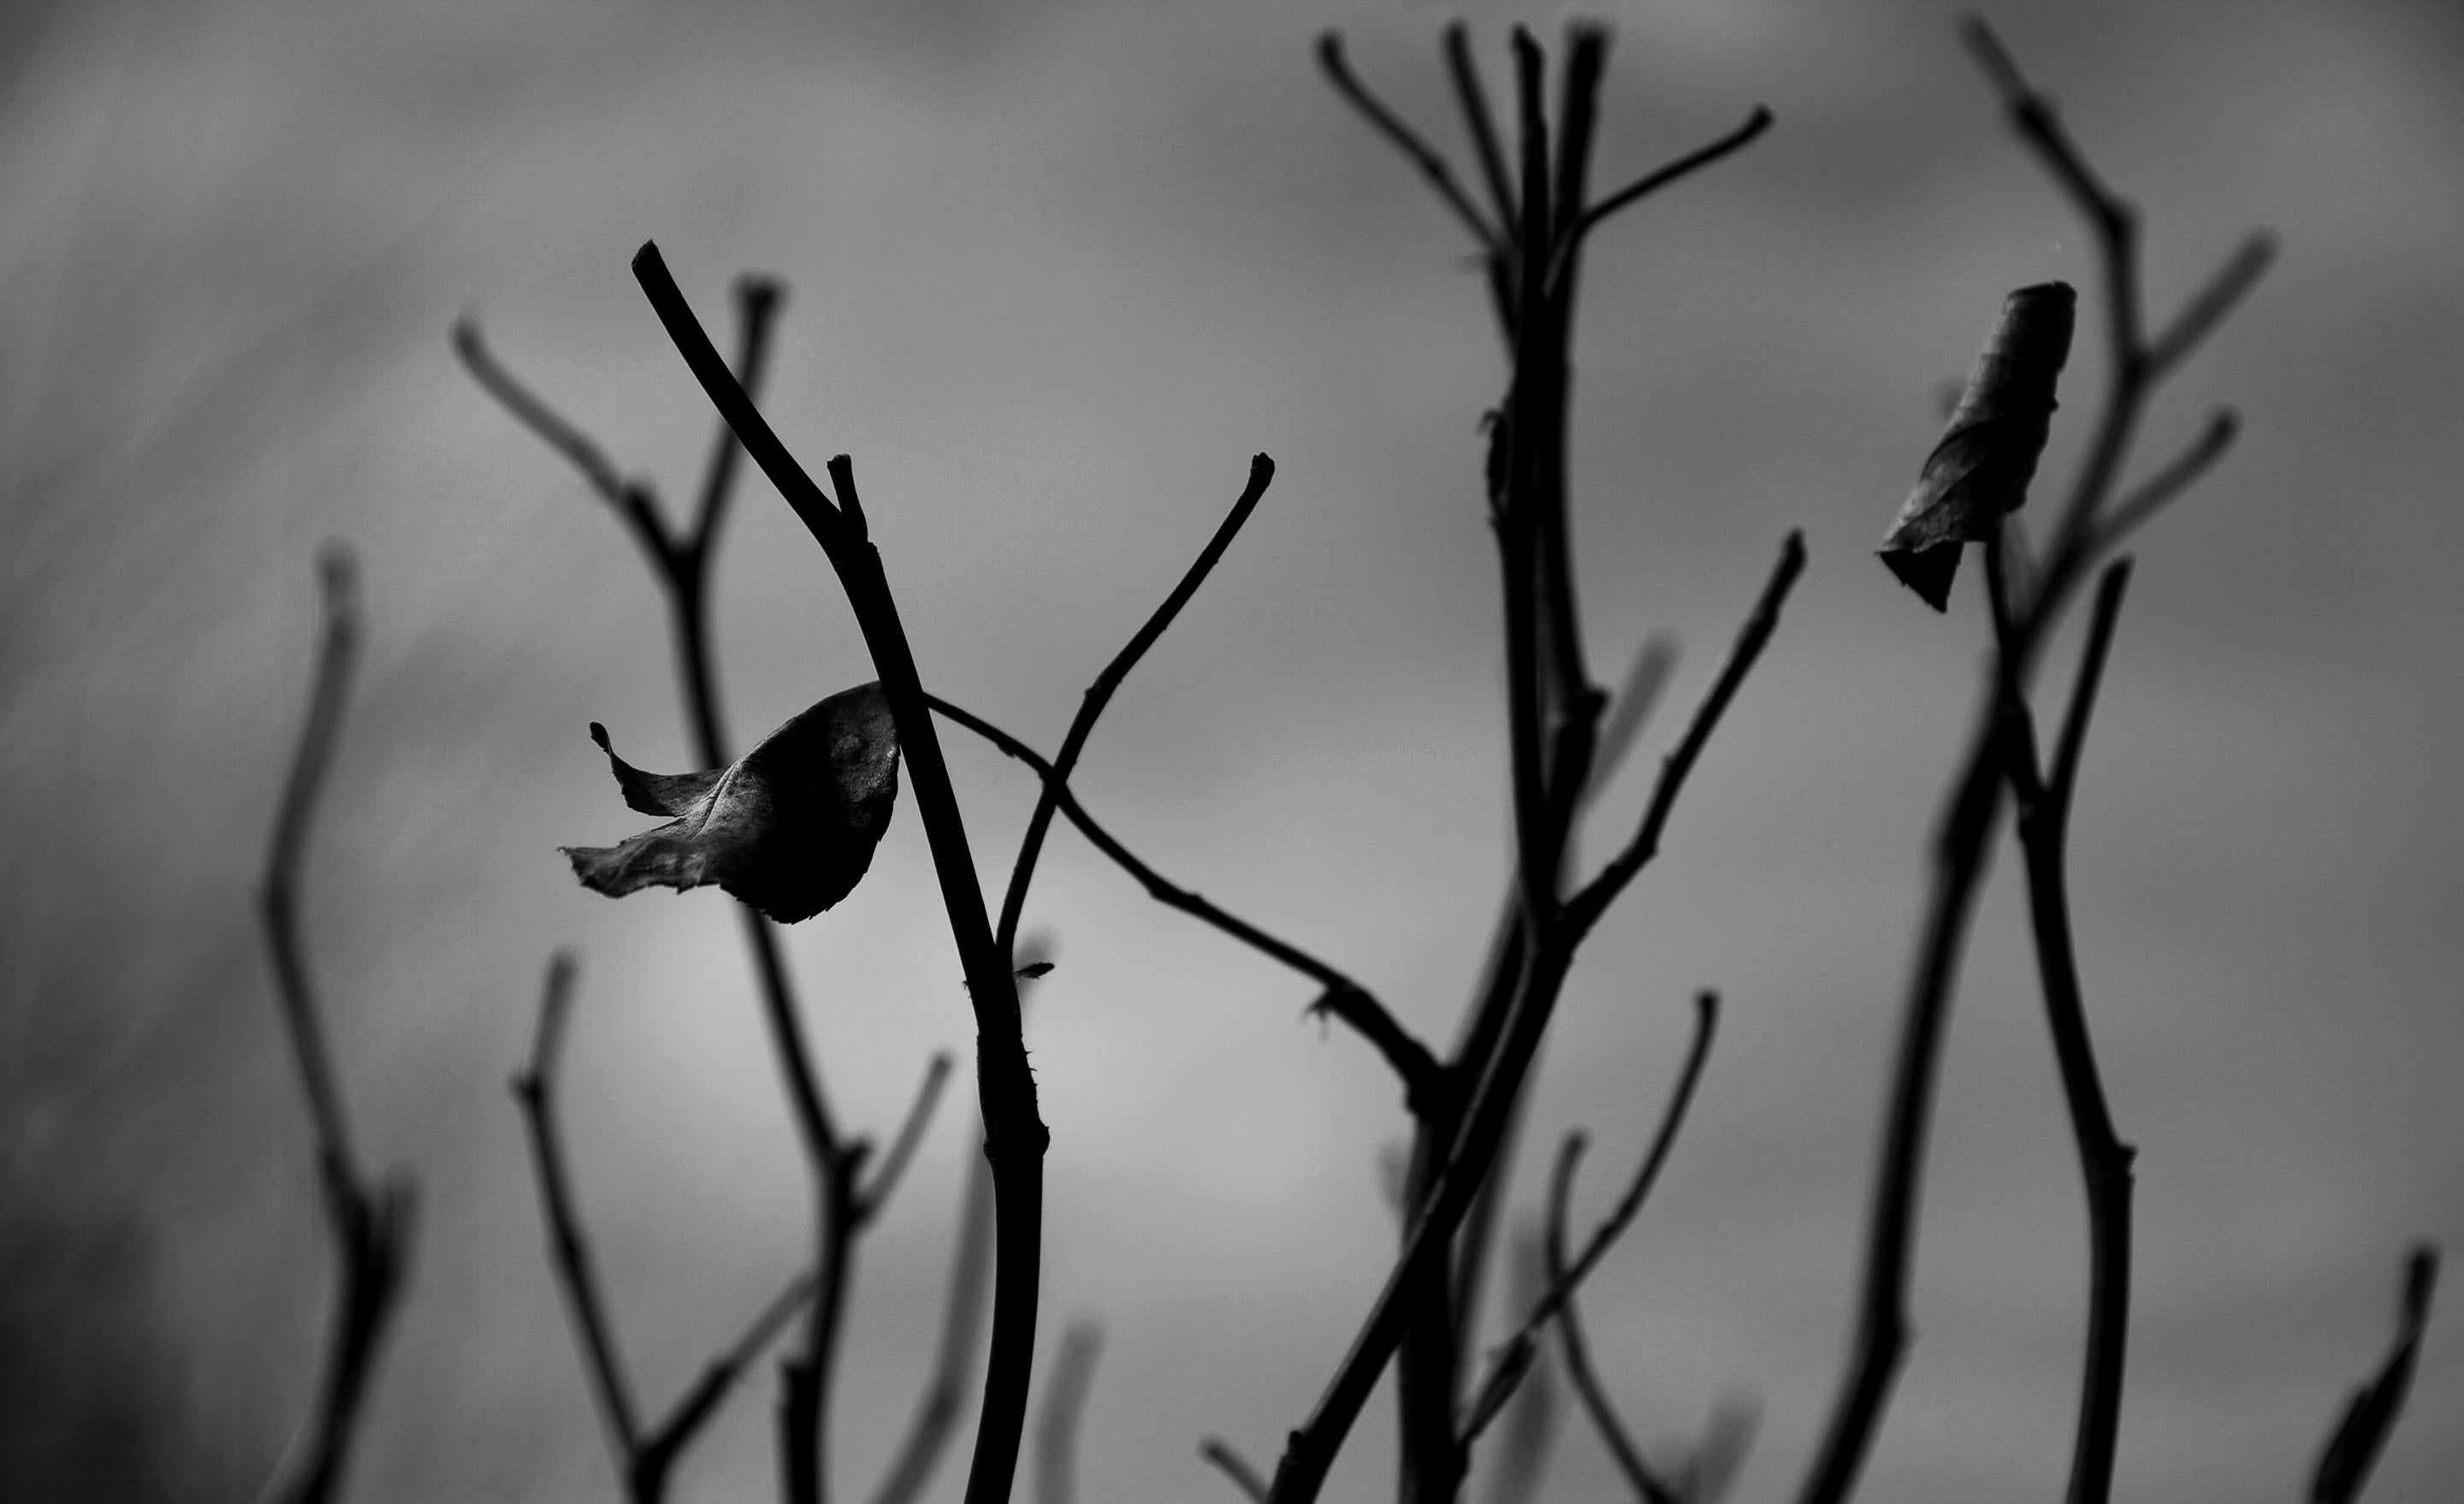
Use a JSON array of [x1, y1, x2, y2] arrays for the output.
[[2003, 560, 2137, 1504], [1543, 1138, 1675, 1504], [870, 1104, 999, 1504], [2147, 233, 2275, 376], [2046, 560, 2134, 819], [1557, 106, 1773, 270], [1035, 1323, 1105, 1504], [932, 695, 1447, 1116], [257, 547, 416, 1504], [453, 316, 671, 557], [862, 1052, 956, 1220], [634, 244, 1045, 1504], [1318, 32, 1504, 252], [689, 276, 785, 546], [2095, 410, 2238, 553], [1460, 992, 1716, 1446], [994, 454, 1276, 959], [1201, 1439, 1271, 1504], [1569, 533, 1805, 937], [510, 952, 641, 1464], [1584, 634, 1679, 808], [1442, 22, 1518, 239], [2310, 1246, 2438, 1504]]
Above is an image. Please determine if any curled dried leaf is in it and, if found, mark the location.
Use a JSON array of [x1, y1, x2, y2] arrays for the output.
[[1880, 281, 2075, 610], [564, 681, 898, 923]]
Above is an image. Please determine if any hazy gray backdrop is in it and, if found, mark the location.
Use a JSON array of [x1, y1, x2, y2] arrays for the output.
[[3, 0, 2458, 1500]]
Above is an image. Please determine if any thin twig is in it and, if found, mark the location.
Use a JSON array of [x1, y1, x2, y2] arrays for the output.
[[1554, 107, 1773, 281], [1568, 533, 1806, 937], [640, 1270, 822, 1491], [861, 1052, 955, 1219], [2147, 232, 2276, 376], [511, 952, 641, 1466], [931, 695, 1447, 1115], [1543, 1140, 1675, 1504], [453, 317, 670, 557], [635, 246, 1044, 1504], [1442, 22, 1518, 241], [257, 548, 416, 1504], [2094, 410, 2238, 554], [1201, 1439, 1271, 1503], [2309, 1246, 2438, 1504], [870, 1100, 999, 1504], [1476, 1229, 1561, 1504], [1460, 992, 1716, 1445], [992, 454, 1275, 962], [2004, 561, 2138, 1504], [1034, 1323, 1105, 1504], [1796, 27, 2266, 1499], [1318, 32, 1504, 251]]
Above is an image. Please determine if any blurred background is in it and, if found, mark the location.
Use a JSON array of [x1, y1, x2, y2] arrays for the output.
[[3, 0, 2459, 1500]]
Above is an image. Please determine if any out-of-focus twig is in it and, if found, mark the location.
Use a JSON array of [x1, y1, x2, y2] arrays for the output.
[[510, 952, 816, 1503], [1459, 992, 1716, 1448], [256, 547, 415, 1504], [1034, 1322, 1105, 1504], [2309, 1247, 2437, 1504]]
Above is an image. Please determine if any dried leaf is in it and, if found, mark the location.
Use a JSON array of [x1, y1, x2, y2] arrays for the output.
[[1880, 281, 2076, 609], [565, 681, 898, 923]]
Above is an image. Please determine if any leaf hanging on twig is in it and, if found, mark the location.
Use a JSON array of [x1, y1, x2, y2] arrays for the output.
[[1879, 281, 2075, 610], [565, 681, 899, 923]]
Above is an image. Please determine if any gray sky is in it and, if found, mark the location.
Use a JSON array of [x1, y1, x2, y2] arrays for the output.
[[3, 1, 2460, 1501]]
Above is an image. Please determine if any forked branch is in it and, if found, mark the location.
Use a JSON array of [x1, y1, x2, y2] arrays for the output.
[[257, 548, 416, 1504]]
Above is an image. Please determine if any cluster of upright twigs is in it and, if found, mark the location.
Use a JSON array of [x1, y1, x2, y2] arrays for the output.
[[257, 548, 416, 1504], [1791, 19, 2436, 1504], [899, 22, 1804, 1504]]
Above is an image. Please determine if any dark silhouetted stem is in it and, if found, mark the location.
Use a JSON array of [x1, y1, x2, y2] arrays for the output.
[[992, 453, 1275, 962], [2004, 561, 2137, 1504], [930, 696, 1446, 1115], [633, 246, 1044, 1504]]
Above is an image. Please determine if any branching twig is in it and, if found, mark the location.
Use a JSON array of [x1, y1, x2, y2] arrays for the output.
[[991, 453, 1275, 964], [862, 1053, 956, 1218], [1552, 107, 1773, 281], [634, 245, 1045, 1504], [511, 952, 639, 1466], [1459, 992, 1716, 1448], [1543, 1143, 1673, 1504], [930, 696, 1447, 1115], [1567, 534, 1806, 937], [1796, 21, 2271, 1504], [1318, 33, 1504, 252], [257, 547, 415, 1504], [511, 951, 819, 1504]]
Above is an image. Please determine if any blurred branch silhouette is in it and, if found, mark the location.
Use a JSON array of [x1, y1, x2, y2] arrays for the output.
[[1034, 1322, 1104, 1504], [256, 548, 415, 1504], [2309, 1247, 2437, 1504], [510, 951, 823, 1504]]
